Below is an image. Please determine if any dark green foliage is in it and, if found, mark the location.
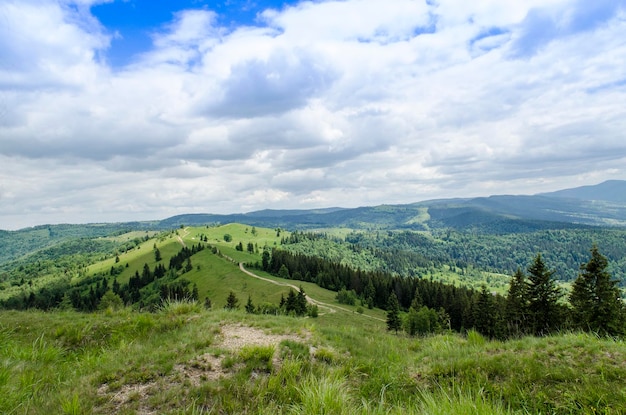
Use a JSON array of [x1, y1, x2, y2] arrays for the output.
[[505, 268, 529, 336], [245, 296, 255, 314], [225, 291, 239, 310], [223, 234, 232, 242], [267, 248, 479, 331], [154, 247, 162, 262], [336, 288, 357, 305], [261, 250, 270, 271], [473, 286, 499, 338], [282, 287, 308, 316], [526, 254, 563, 336], [405, 305, 441, 336], [386, 292, 402, 333], [277, 264, 290, 279], [570, 246, 624, 336], [284, 228, 626, 285], [0, 223, 152, 265]]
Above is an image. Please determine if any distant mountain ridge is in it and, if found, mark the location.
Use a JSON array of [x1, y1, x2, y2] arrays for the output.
[[540, 180, 626, 203], [160, 180, 626, 230]]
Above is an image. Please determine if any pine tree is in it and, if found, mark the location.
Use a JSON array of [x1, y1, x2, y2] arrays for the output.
[[570, 246, 624, 336], [262, 250, 270, 271], [506, 268, 529, 336], [295, 286, 308, 316], [526, 254, 562, 336], [154, 247, 162, 262], [386, 292, 402, 334], [245, 295, 255, 314], [225, 291, 239, 310], [473, 285, 496, 338]]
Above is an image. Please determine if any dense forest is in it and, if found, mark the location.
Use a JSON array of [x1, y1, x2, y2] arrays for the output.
[[261, 244, 624, 338], [281, 228, 626, 284]]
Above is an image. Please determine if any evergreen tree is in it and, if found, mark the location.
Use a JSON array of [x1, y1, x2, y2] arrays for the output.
[[506, 268, 529, 336], [245, 295, 255, 314], [386, 292, 402, 334], [473, 285, 496, 338], [225, 291, 239, 310], [526, 254, 562, 336], [295, 286, 308, 316], [278, 264, 290, 279], [262, 250, 271, 271], [154, 247, 162, 262], [570, 246, 624, 336]]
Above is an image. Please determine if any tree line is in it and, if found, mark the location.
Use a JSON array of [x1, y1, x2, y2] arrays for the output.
[[261, 245, 624, 338]]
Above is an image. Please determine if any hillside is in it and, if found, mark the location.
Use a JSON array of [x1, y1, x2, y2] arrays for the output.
[[541, 179, 626, 203], [2, 223, 626, 413], [2, 306, 626, 414]]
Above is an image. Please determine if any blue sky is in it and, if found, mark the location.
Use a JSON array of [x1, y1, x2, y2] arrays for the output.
[[1, 0, 626, 229], [91, 0, 299, 67]]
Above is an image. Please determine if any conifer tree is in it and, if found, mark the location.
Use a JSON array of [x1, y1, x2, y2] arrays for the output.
[[245, 295, 255, 314], [225, 291, 239, 310], [295, 286, 308, 316], [570, 246, 624, 336], [526, 254, 562, 336], [473, 285, 496, 338], [506, 268, 529, 336], [386, 292, 402, 334]]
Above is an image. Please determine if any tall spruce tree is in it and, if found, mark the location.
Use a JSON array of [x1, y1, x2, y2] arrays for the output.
[[225, 291, 239, 310], [570, 246, 624, 336], [526, 254, 562, 336], [473, 285, 497, 338], [506, 268, 529, 336], [386, 292, 402, 334]]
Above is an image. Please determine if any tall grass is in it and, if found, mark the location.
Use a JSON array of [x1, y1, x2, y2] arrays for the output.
[[2, 307, 626, 414]]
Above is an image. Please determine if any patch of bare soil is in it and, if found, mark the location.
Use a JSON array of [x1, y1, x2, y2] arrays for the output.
[[96, 324, 310, 413], [175, 324, 308, 386]]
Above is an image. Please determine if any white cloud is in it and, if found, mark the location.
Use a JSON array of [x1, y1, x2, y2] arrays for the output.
[[0, 0, 626, 229]]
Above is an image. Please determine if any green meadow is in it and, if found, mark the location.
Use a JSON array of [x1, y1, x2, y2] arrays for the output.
[[2, 223, 626, 414], [2, 304, 626, 414]]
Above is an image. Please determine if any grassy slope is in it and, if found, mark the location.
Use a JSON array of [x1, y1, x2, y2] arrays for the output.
[[1, 307, 626, 414], [2, 224, 626, 414]]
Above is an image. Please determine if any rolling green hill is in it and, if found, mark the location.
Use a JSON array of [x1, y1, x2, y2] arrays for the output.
[[2, 221, 626, 413]]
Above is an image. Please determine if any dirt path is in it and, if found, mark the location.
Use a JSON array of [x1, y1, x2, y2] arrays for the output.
[[175, 228, 384, 322], [176, 228, 190, 247], [239, 263, 386, 322]]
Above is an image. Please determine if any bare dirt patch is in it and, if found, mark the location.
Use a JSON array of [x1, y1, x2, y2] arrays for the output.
[[96, 323, 312, 413], [175, 323, 309, 386]]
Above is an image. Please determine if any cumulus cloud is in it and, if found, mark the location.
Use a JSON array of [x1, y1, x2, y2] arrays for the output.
[[1, 0, 626, 229]]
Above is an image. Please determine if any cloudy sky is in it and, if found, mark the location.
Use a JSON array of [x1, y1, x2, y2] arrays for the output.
[[1, 0, 626, 230]]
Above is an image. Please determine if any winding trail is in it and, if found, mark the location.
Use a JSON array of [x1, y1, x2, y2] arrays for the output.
[[177, 228, 384, 322], [239, 263, 386, 322]]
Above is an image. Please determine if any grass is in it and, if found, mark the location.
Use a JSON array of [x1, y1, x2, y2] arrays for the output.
[[5, 223, 626, 413], [2, 306, 626, 414]]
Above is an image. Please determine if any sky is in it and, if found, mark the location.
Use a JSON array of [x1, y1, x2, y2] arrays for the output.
[[1, 0, 626, 230]]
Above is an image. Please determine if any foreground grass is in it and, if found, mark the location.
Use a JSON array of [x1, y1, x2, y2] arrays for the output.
[[2, 306, 626, 414]]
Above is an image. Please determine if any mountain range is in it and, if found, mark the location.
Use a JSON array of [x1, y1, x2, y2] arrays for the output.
[[160, 180, 626, 230]]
